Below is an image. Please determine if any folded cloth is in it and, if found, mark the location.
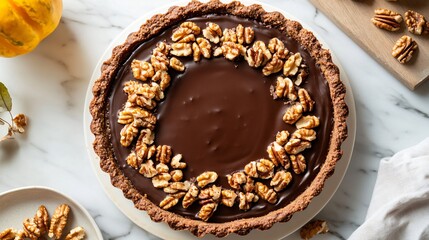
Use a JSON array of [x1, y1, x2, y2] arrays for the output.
[[349, 138, 429, 240]]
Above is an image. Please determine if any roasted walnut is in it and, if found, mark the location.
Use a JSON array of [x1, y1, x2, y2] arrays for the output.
[[246, 41, 272, 68], [270, 170, 292, 192], [244, 26, 255, 44], [65, 227, 86, 240], [276, 130, 290, 146], [256, 159, 275, 179], [227, 171, 247, 190], [152, 172, 171, 188], [222, 28, 237, 43], [221, 41, 246, 60], [0, 228, 17, 240], [255, 182, 277, 204], [183, 184, 199, 208], [300, 220, 329, 240], [170, 169, 183, 182], [139, 160, 157, 178], [283, 53, 302, 76], [153, 71, 171, 91], [198, 185, 222, 204], [156, 163, 169, 174], [172, 21, 200, 42], [196, 171, 218, 188], [275, 76, 297, 101], [262, 55, 284, 76], [12, 113, 27, 133], [285, 139, 311, 155], [236, 24, 245, 44], [290, 154, 307, 174], [169, 57, 185, 72], [298, 88, 314, 112], [295, 67, 308, 86], [170, 43, 192, 57], [296, 115, 320, 129], [135, 139, 152, 161], [153, 41, 170, 56], [164, 181, 190, 194], [203, 22, 222, 43], [221, 189, 237, 207], [159, 192, 186, 210], [192, 37, 211, 62], [171, 154, 186, 169], [156, 145, 172, 164], [283, 104, 303, 124], [371, 8, 403, 31], [23, 218, 41, 240], [197, 202, 218, 222], [34, 205, 49, 235], [267, 142, 290, 168], [268, 37, 289, 59], [238, 192, 259, 211], [151, 51, 169, 72], [392, 35, 418, 64], [49, 204, 70, 239], [244, 161, 258, 178], [126, 152, 140, 169], [404, 10, 426, 35], [292, 128, 316, 142], [243, 176, 255, 193], [131, 59, 154, 81]]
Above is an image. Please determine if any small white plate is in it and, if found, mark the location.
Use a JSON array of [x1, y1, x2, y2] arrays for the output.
[[83, 1, 357, 239], [0, 186, 103, 239]]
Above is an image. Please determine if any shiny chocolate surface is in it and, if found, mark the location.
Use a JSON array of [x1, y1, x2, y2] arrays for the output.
[[108, 15, 333, 222]]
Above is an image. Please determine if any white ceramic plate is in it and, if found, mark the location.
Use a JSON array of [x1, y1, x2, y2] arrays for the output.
[[0, 186, 103, 239], [83, 1, 357, 239]]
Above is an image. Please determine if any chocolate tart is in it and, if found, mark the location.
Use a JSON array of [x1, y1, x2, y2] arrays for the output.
[[90, 0, 348, 237]]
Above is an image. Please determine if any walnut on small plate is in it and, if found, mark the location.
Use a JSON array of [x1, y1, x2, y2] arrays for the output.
[[49, 204, 70, 239]]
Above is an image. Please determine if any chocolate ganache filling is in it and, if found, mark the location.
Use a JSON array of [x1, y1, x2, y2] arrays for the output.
[[108, 15, 333, 222]]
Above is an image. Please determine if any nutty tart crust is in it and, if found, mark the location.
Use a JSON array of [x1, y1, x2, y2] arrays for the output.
[[90, 0, 348, 237]]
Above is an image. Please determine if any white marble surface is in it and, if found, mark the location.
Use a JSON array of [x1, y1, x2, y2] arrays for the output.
[[0, 0, 428, 239]]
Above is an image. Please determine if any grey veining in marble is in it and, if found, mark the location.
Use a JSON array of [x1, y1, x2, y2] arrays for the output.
[[0, 0, 429, 239]]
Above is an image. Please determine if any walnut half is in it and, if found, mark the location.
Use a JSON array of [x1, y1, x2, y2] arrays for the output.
[[197, 202, 218, 221], [300, 220, 329, 240], [65, 227, 86, 240], [404, 10, 426, 35], [371, 8, 403, 31], [196, 171, 218, 188], [0, 228, 16, 240], [392, 35, 418, 64], [49, 204, 70, 239], [34, 205, 49, 235], [255, 182, 277, 204]]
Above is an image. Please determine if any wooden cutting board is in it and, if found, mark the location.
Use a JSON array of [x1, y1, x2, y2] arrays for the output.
[[310, 0, 429, 90]]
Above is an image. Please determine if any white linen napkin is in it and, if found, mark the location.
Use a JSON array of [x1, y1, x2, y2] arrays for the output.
[[348, 138, 429, 240]]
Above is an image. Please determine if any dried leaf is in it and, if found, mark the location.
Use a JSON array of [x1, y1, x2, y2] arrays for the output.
[[0, 82, 12, 113]]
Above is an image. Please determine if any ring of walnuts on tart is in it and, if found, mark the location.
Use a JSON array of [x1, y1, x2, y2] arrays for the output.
[[115, 20, 321, 222], [90, 0, 348, 237]]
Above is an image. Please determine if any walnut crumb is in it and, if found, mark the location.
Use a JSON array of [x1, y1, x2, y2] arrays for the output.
[[300, 220, 329, 240]]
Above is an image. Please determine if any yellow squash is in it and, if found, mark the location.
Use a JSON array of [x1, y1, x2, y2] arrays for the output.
[[0, 0, 62, 57]]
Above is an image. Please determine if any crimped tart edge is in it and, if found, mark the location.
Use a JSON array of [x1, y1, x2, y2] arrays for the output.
[[89, 0, 348, 237]]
